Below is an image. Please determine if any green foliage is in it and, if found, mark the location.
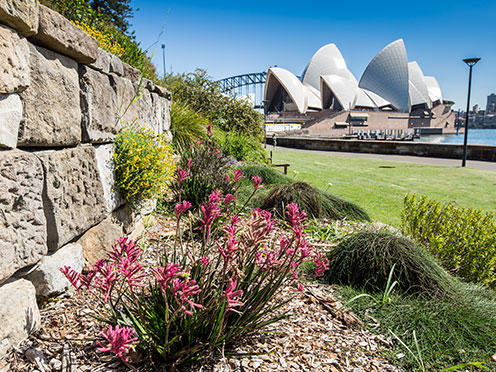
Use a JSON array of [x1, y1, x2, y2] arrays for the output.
[[261, 181, 370, 222], [324, 230, 454, 297], [337, 281, 496, 371], [401, 193, 496, 286], [160, 70, 264, 138], [169, 101, 208, 151], [41, 0, 156, 79], [239, 165, 292, 185], [171, 138, 233, 210], [214, 129, 268, 163], [90, 0, 133, 34], [114, 126, 175, 207]]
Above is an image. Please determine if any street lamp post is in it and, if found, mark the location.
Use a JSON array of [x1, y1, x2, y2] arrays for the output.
[[161, 44, 166, 78], [461, 57, 480, 167]]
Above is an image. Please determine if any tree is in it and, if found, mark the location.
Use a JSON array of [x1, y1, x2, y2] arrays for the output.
[[90, 0, 134, 34]]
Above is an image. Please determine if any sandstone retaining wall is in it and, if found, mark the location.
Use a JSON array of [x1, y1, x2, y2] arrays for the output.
[[0, 1, 172, 356]]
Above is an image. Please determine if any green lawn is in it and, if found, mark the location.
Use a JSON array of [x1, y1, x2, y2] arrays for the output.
[[270, 149, 496, 226]]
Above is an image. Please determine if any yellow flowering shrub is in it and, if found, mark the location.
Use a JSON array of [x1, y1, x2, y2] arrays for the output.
[[114, 126, 176, 207], [71, 20, 125, 57]]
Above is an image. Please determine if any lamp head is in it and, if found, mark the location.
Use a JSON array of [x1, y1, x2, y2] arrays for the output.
[[463, 58, 480, 66], [161, 44, 165, 49]]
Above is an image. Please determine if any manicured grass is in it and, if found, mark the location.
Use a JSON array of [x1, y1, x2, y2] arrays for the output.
[[270, 149, 496, 226]]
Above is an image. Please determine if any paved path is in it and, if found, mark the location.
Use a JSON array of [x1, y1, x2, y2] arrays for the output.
[[273, 146, 496, 172]]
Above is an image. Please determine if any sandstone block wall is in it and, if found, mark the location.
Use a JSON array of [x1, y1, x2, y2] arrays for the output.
[[0, 1, 172, 356]]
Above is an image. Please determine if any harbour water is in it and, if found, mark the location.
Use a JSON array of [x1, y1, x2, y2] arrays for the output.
[[418, 129, 496, 146]]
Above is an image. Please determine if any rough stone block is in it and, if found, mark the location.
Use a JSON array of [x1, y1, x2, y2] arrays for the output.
[[0, 94, 22, 149], [36, 145, 106, 250], [30, 5, 98, 64], [77, 206, 135, 265], [94, 143, 122, 214], [153, 84, 172, 99], [0, 0, 38, 37], [150, 92, 171, 136], [89, 47, 110, 74], [0, 150, 46, 284], [18, 44, 80, 147], [109, 53, 123, 76], [23, 243, 84, 297], [80, 65, 119, 143], [0, 25, 30, 94], [122, 61, 141, 82], [110, 73, 139, 126], [0, 279, 40, 357], [143, 78, 155, 92]]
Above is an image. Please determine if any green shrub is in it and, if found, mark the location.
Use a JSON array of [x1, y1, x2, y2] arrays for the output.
[[401, 194, 496, 286], [325, 230, 454, 297], [215, 130, 268, 164], [114, 126, 175, 207], [239, 165, 292, 185], [261, 181, 370, 221], [160, 70, 264, 139], [169, 101, 208, 151]]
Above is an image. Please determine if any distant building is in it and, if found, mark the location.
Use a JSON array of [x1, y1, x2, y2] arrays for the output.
[[487, 93, 496, 113], [264, 39, 454, 136], [473, 104, 479, 114]]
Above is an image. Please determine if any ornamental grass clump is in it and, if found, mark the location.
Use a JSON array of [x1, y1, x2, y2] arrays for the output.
[[61, 170, 329, 367], [114, 126, 175, 208], [324, 230, 454, 297]]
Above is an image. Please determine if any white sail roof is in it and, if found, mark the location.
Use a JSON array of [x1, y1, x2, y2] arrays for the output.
[[264, 67, 308, 113], [408, 61, 431, 108], [320, 74, 358, 110], [359, 39, 409, 111], [424, 76, 443, 104], [301, 43, 357, 91]]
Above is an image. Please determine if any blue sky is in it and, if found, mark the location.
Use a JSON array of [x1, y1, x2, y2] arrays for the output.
[[131, 0, 495, 110]]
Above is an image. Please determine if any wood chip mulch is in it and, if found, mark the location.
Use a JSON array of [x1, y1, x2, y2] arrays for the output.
[[1, 216, 402, 372]]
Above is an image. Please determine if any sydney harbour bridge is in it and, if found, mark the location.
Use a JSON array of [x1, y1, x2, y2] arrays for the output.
[[217, 72, 266, 110]]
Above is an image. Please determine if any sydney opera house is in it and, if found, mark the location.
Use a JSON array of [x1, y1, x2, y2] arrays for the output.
[[264, 39, 455, 136]]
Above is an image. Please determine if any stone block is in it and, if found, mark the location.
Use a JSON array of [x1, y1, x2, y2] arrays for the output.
[[18, 44, 80, 147], [153, 84, 172, 99], [143, 78, 155, 92], [0, 94, 22, 149], [109, 53, 123, 76], [36, 145, 106, 250], [30, 5, 98, 64], [77, 206, 135, 265], [79, 65, 119, 143], [23, 243, 84, 297], [0, 25, 30, 94], [0, 279, 40, 357], [89, 47, 110, 74], [0, 0, 38, 37], [122, 61, 141, 82], [0, 150, 46, 284], [94, 143, 122, 214], [150, 92, 171, 136], [110, 73, 139, 126]]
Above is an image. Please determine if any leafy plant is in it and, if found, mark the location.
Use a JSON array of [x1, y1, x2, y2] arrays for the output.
[[61, 172, 329, 367], [324, 230, 454, 297], [261, 181, 370, 222], [402, 193, 496, 286], [113, 126, 175, 208], [215, 129, 268, 163], [169, 101, 208, 151], [160, 70, 264, 139]]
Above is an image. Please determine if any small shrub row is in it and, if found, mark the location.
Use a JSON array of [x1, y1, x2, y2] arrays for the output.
[[401, 193, 496, 286]]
